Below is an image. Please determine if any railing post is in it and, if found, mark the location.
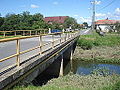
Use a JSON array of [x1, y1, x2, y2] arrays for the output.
[[36, 31, 37, 35], [44, 29, 45, 34], [23, 31, 25, 36], [14, 31, 16, 36], [3, 32, 6, 37], [39, 35, 42, 54], [60, 34, 62, 44], [16, 39, 20, 67], [30, 31, 31, 36], [65, 33, 67, 41], [52, 35, 54, 48]]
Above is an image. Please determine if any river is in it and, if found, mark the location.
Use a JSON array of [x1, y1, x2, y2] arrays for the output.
[[72, 60, 120, 75]]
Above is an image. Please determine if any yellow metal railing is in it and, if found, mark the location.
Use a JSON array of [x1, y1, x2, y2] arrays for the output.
[[0, 31, 79, 72], [0, 29, 48, 37]]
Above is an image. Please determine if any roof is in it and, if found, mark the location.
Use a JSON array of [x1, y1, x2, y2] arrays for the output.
[[44, 16, 69, 23], [95, 19, 120, 25]]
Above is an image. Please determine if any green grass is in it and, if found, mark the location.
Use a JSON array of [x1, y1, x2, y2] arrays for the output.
[[77, 33, 120, 50], [13, 74, 120, 90]]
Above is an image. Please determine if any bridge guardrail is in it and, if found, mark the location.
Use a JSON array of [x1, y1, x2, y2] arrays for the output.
[[0, 29, 48, 37], [0, 31, 79, 74]]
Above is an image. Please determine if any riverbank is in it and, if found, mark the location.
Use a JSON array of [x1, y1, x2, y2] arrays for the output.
[[13, 74, 120, 90], [73, 46, 120, 64], [75, 32, 120, 64]]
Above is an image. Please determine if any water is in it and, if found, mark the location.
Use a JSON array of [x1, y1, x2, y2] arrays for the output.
[[72, 60, 120, 75]]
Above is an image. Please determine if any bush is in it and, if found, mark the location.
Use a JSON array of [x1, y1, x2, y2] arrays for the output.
[[77, 38, 94, 50]]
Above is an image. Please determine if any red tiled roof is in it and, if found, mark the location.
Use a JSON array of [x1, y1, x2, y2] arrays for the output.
[[44, 16, 68, 23], [95, 19, 120, 25]]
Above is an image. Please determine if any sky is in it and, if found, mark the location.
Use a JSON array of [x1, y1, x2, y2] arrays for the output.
[[0, 0, 120, 25]]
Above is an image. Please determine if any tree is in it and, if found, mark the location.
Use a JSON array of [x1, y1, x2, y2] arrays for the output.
[[0, 14, 4, 28], [64, 17, 78, 29]]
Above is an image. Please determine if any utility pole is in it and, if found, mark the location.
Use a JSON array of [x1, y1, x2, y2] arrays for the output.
[[91, 0, 96, 31]]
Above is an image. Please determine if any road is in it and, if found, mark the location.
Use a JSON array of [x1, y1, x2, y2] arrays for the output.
[[0, 34, 67, 71], [0, 29, 90, 72], [80, 28, 91, 35]]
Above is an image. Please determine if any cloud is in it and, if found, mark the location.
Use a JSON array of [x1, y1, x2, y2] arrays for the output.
[[53, 2, 58, 5], [74, 15, 79, 17], [95, 13, 106, 17], [115, 8, 120, 14], [77, 17, 91, 25], [31, 4, 39, 8], [95, 1, 101, 5], [91, 1, 101, 5]]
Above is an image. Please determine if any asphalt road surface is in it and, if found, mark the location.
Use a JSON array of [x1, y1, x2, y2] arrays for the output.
[[0, 34, 67, 71], [0, 30, 90, 72]]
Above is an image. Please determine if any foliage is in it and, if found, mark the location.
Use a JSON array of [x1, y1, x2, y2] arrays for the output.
[[77, 33, 120, 49], [13, 74, 120, 90], [63, 17, 79, 29], [114, 22, 120, 33], [0, 11, 47, 31]]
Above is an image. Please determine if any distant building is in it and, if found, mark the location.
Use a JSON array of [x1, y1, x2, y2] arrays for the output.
[[95, 18, 120, 32], [44, 16, 69, 24]]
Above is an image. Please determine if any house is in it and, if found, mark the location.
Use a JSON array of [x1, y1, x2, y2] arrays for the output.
[[44, 16, 69, 24], [95, 18, 120, 32]]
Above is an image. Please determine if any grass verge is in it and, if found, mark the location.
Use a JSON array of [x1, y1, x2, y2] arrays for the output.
[[13, 74, 120, 90]]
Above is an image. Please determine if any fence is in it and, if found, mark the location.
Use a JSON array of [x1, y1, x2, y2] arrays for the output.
[[0, 31, 79, 73]]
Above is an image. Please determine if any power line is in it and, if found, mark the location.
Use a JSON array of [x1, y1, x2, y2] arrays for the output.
[[98, 0, 117, 11]]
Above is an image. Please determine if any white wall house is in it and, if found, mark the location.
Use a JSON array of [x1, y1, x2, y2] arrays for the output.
[[95, 19, 119, 32]]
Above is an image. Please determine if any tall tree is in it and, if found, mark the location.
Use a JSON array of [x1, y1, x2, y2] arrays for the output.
[[64, 17, 78, 29]]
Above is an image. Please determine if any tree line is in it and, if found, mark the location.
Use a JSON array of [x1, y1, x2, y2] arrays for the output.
[[0, 11, 80, 31]]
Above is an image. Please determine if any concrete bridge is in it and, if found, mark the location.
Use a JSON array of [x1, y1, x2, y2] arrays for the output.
[[0, 31, 79, 89]]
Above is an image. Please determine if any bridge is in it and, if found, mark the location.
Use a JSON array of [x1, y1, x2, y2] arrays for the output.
[[0, 31, 79, 89]]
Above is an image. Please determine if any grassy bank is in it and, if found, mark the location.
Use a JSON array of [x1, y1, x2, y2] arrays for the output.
[[74, 46, 120, 64], [77, 33, 120, 49], [75, 33, 120, 64], [13, 74, 120, 90]]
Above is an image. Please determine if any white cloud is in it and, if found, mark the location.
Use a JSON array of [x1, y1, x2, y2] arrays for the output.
[[74, 15, 79, 17], [77, 17, 92, 25], [91, 0, 101, 5], [115, 8, 120, 14], [53, 2, 58, 5], [95, 13, 106, 17], [95, 1, 101, 5], [31, 4, 39, 8]]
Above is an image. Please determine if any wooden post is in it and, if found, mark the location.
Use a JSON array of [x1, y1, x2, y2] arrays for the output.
[[39, 35, 42, 54], [16, 39, 20, 67]]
